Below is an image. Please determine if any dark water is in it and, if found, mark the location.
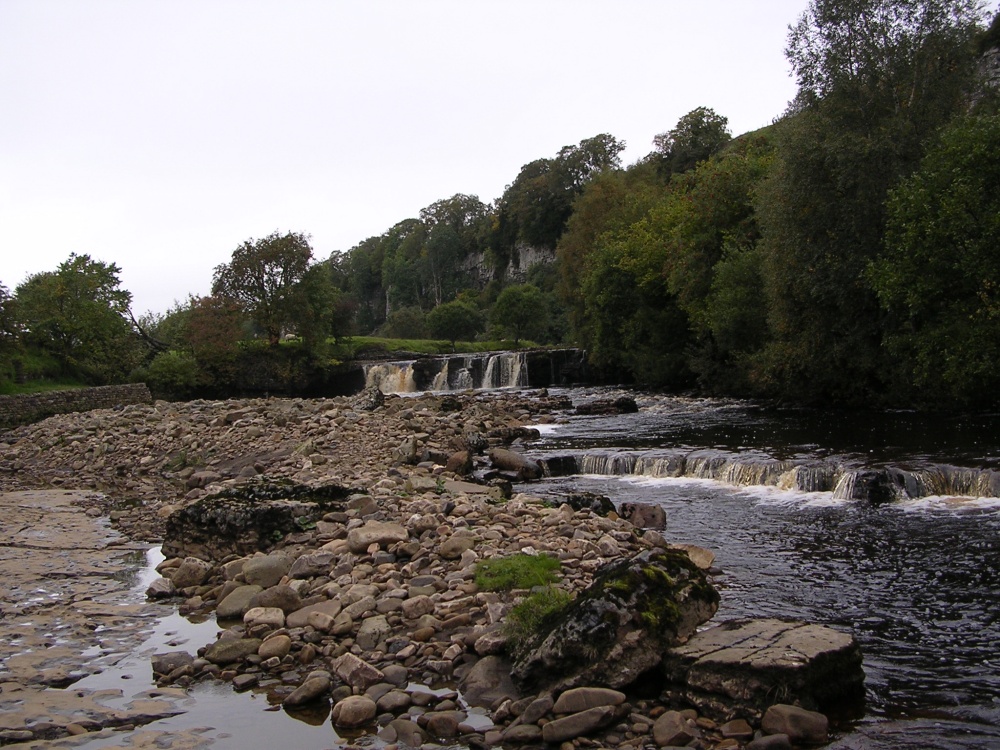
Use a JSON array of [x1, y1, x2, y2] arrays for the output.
[[523, 389, 1000, 749]]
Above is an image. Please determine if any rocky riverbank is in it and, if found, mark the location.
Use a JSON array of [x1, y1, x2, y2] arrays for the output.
[[0, 389, 864, 749]]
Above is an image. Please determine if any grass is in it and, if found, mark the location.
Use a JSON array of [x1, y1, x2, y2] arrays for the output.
[[502, 587, 575, 659], [0, 379, 86, 396], [474, 553, 561, 592]]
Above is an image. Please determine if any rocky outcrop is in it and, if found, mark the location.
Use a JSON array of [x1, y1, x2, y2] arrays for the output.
[[512, 549, 720, 692], [575, 395, 639, 415], [161, 480, 350, 559], [661, 618, 866, 721]]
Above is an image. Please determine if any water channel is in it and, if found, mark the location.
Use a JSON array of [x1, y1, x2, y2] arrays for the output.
[[519, 388, 1000, 749]]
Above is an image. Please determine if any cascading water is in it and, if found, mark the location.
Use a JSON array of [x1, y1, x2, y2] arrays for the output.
[[361, 351, 529, 394]]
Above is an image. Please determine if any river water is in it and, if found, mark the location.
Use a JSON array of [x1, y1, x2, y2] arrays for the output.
[[520, 388, 1000, 749]]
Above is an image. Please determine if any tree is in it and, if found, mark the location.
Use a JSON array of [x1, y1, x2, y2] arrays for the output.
[[212, 231, 313, 345], [651, 107, 732, 177], [490, 284, 547, 345], [427, 299, 482, 351], [752, 0, 988, 403], [14, 254, 140, 383], [870, 113, 1000, 404]]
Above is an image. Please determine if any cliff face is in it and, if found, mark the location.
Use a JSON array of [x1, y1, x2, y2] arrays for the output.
[[461, 244, 557, 286]]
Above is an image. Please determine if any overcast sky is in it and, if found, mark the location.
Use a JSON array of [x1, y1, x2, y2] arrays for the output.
[[1, 0, 811, 316]]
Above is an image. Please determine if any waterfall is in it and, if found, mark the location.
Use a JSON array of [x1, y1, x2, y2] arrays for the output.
[[483, 352, 527, 389], [364, 363, 417, 393]]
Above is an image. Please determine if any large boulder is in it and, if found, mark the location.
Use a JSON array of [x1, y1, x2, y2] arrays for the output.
[[488, 448, 542, 481], [511, 549, 719, 693], [661, 618, 865, 721], [575, 396, 639, 415], [162, 480, 349, 560]]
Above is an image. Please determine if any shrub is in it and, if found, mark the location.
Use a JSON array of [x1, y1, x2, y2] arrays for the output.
[[474, 553, 561, 591], [138, 350, 202, 399]]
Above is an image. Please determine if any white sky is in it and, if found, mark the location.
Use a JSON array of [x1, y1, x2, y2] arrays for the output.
[[1, 0, 808, 317]]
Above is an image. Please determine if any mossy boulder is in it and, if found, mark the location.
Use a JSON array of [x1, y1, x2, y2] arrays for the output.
[[511, 549, 719, 693]]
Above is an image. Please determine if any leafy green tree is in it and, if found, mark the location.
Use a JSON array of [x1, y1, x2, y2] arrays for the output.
[[380, 306, 427, 339], [870, 113, 1000, 405], [212, 231, 313, 345], [427, 299, 483, 351], [14, 254, 140, 383], [181, 294, 244, 384], [651, 107, 732, 177], [490, 284, 548, 345], [753, 0, 987, 403]]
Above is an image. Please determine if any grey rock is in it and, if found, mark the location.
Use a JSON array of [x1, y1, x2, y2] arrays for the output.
[[552, 687, 626, 713], [541, 705, 618, 743], [459, 655, 520, 708], [169, 557, 213, 588], [216, 585, 263, 620], [333, 652, 384, 691], [331, 695, 377, 728], [286, 598, 341, 629], [347, 520, 408, 553], [242, 554, 291, 588], [662, 618, 864, 721], [652, 710, 699, 747], [204, 637, 262, 665], [512, 549, 719, 692], [145, 576, 176, 599], [249, 584, 302, 614], [151, 651, 194, 677], [283, 673, 332, 707], [761, 704, 829, 744], [356, 614, 391, 650]]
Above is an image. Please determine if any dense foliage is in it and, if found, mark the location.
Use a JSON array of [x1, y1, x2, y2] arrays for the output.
[[3, 2, 998, 408]]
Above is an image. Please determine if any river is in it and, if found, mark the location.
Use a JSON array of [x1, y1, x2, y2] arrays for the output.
[[519, 388, 1000, 749]]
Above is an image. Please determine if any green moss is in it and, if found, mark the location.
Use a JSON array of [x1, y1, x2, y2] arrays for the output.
[[474, 553, 561, 592]]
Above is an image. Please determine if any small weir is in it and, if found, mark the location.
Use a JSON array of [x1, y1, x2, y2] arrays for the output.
[[363, 351, 528, 393], [538, 449, 1000, 502]]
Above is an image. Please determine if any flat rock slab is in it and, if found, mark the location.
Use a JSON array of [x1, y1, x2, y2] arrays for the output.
[[0, 490, 191, 744], [662, 618, 865, 721]]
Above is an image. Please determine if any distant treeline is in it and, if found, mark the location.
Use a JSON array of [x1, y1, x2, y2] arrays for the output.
[[3, 1, 1000, 408]]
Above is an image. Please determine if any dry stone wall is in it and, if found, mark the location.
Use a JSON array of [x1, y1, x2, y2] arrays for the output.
[[0, 383, 152, 428]]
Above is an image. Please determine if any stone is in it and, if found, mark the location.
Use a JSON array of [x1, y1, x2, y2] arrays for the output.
[[401, 594, 435, 619], [459, 655, 521, 708], [387, 718, 424, 747], [356, 614, 391, 650], [512, 549, 719, 692], [424, 710, 465, 738], [333, 652, 384, 691], [574, 396, 638, 415], [488, 448, 542, 480], [242, 554, 292, 588], [258, 634, 292, 660], [747, 734, 793, 750], [347, 520, 408, 553], [331, 695, 377, 728], [503, 724, 544, 743], [288, 551, 336, 579], [145, 577, 176, 599], [286, 598, 342, 628], [541, 705, 618, 743], [445, 450, 472, 475], [216, 584, 263, 619], [232, 673, 260, 691], [520, 693, 554, 724], [652, 710, 698, 747], [169, 557, 214, 588], [439, 534, 475, 559], [151, 651, 195, 677], [552, 687, 626, 713], [662, 618, 865, 721], [249, 584, 302, 614], [204, 637, 262, 665], [761, 704, 829, 744], [620, 502, 667, 530], [376, 689, 412, 713], [243, 606, 285, 629], [720, 718, 754, 739], [283, 673, 332, 708], [669, 543, 716, 570]]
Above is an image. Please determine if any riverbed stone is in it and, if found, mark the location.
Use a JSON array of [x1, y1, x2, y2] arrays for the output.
[[662, 618, 864, 721], [283, 672, 332, 708], [216, 584, 264, 619], [347, 521, 408, 553], [249, 584, 302, 613], [169, 557, 214, 588], [242, 554, 292, 588], [332, 695, 377, 728], [244, 606, 285, 629], [258, 634, 292, 660], [459, 655, 520, 708], [541, 705, 618, 743], [286, 598, 342, 628], [333, 652, 384, 690], [552, 687, 626, 713], [204, 638, 262, 665], [761, 704, 829, 744], [513, 549, 719, 692]]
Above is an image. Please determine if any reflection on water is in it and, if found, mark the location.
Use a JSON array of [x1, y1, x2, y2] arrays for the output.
[[525, 390, 1000, 748]]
